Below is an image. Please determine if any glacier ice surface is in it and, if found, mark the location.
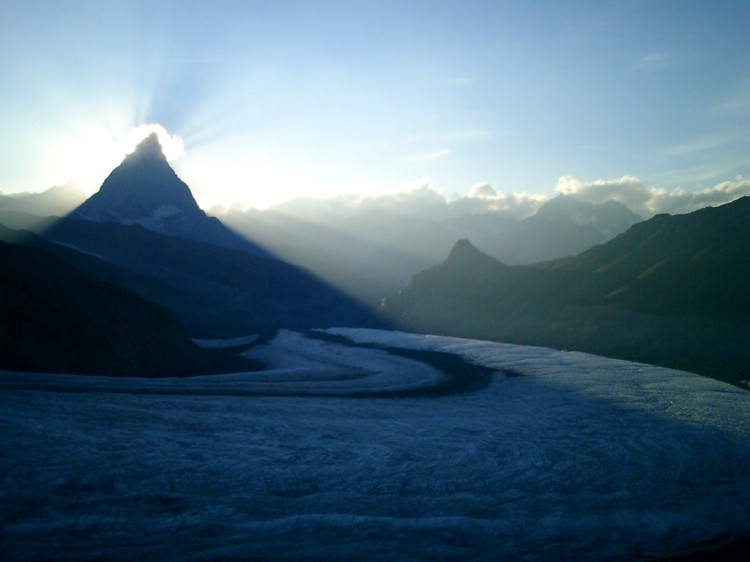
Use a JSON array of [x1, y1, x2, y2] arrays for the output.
[[1, 328, 748, 561]]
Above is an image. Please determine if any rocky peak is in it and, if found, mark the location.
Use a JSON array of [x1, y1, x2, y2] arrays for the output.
[[69, 132, 266, 254], [126, 132, 168, 163], [444, 238, 508, 274], [73, 133, 201, 225], [447, 238, 482, 261]]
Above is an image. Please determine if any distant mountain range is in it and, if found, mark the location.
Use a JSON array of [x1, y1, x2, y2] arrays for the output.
[[2, 132, 746, 385], [2, 138, 642, 308], [382, 197, 750, 386], [217, 194, 642, 305], [0, 181, 85, 217]]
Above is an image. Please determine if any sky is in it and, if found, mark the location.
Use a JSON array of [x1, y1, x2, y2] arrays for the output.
[[1, 0, 749, 211]]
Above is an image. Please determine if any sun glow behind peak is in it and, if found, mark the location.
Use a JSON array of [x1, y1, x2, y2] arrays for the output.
[[124, 124, 185, 161], [56, 123, 185, 196]]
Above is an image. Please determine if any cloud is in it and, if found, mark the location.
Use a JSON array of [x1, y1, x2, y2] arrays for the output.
[[453, 182, 547, 217], [352, 184, 451, 218], [556, 175, 652, 209], [224, 172, 750, 227], [404, 148, 451, 162], [350, 181, 548, 219], [556, 175, 750, 217], [253, 179, 547, 225], [663, 131, 743, 158], [267, 180, 452, 222], [629, 52, 671, 72], [124, 123, 185, 162], [468, 182, 497, 198]]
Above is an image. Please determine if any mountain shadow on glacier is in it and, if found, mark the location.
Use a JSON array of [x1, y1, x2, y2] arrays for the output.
[[39, 218, 378, 337], [29, 134, 379, 338]]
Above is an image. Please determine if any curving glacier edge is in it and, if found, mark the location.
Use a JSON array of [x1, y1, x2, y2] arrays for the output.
[[1, 328, 749, 561]]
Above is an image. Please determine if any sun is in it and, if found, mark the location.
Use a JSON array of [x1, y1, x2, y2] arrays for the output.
[[55, 123, 185, 195]]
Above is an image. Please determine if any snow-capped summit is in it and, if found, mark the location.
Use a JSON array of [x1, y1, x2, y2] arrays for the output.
[[72, 133, 259, 253]]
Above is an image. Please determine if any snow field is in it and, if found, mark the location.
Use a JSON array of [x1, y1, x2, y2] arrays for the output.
[[1, 329, 749, 560]]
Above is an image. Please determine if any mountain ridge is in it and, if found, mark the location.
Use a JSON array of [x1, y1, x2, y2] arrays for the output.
[[42, 217, 375, 337], [217, 194, 642, 305], [381, 197, 750, 386], [0, 181, 86, 217], [0, 132, 378, 377]]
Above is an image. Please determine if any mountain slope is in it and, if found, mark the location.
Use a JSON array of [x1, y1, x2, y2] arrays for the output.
[[548, 197, 750, 321], [43, 218, 375, 337], [0, 234, 258, 376], [0, 181, 86, 216], [382, 198, 750, 385], [72, 133, 264, 254], [39, 133, 376, 336], [218, 195, 642, 305]]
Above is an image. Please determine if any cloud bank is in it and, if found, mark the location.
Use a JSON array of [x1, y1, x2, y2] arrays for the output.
[[253, 180, 549, 223], [556, 175, 750, 217], [215, 174, 750, 225]]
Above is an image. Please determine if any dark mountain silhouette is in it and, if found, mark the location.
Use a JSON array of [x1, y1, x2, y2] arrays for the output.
[[72, 133, 265, 254], [12, 133, 377, 338], [218, 195, 642, 305], [0, 223, 198, 329], [381, 197, 750, 386], [0, 229, 259, 376], [42, 218, 375, 337]]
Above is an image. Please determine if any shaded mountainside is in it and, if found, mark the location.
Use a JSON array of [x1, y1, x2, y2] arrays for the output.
[[72, 133, 265, 255], [0, 235, 259, 376], [0, 133, 376, 340], [382, 197, 750, 386], [42, 218, 376, 337]]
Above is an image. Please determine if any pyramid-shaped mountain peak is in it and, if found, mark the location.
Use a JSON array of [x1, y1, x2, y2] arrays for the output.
[[74, 133, 200, 224], [70, 133, 264, 254], [447, 238, 483, 260], [128, 132, 168, 162], [444, 238, 508, 271]]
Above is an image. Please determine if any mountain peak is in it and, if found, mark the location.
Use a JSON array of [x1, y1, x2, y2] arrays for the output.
[[447, 238, 482, 260], [70, 133, 267, 254], [444, 238, 507, 272], [531, 195, 642, 240], [73, 134, 200, 225], [129, 132, 167, 162]]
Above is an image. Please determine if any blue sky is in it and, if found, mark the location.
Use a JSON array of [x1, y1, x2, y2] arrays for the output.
[[1, 0, 749, 210]]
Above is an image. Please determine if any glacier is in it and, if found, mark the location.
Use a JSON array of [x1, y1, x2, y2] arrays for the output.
[[1, 328, 748, 561]]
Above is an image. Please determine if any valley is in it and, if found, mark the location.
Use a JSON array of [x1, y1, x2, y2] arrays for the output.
[[1, 130, 749, 561]]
